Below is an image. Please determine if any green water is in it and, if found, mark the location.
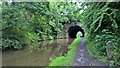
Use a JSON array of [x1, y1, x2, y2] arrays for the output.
[[2, 39, 74, 66]]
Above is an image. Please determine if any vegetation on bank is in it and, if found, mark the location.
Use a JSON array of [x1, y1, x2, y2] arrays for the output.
[[1, 2, 120, 66], [81, 2, 120, 65], [1, 2, 81, 50], [49, 37, 80, 66]]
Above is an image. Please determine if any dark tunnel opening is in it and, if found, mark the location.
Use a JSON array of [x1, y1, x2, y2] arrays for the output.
[[68, 25, 85, 38]]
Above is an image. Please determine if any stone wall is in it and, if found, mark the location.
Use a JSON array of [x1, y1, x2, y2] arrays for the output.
[[62, 23, 81, 39]]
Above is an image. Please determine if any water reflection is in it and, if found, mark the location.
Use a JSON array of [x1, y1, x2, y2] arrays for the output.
[[2, 39, 74, 66]]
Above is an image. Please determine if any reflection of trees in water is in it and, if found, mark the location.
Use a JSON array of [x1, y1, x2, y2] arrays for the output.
[[35, 39, 74, 58], [2, 39, 74, 66]]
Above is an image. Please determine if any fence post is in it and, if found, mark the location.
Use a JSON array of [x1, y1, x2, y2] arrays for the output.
[[106, 41, 113, 59]]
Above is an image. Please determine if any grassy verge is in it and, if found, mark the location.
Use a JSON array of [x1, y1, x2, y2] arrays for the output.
[[86, 40, 107, 63], [49, 38, 80, 66]]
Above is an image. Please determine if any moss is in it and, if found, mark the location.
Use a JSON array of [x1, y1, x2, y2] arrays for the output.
[[49, 38, 80, 66]]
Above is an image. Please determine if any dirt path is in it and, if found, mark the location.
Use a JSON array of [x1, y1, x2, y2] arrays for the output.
[[73, 37, 108, 66]]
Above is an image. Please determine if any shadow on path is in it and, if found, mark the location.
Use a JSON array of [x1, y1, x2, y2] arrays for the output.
[[73, 37, 108, 66]]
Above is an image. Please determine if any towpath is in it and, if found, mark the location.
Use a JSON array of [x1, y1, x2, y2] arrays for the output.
[[73, 37, 108, 66]]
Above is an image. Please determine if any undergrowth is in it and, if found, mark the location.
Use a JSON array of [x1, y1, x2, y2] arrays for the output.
[[86, 40, 107, 63]]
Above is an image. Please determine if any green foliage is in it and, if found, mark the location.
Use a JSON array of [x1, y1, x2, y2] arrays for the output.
[[49, 2, 81, 23], [1, 2, 56, 49], [1, 2, 82, 50], [81, 2, 119, 38], [49, 38, 80, 66], [82, 2, 120, 65], [24, 32, 39, 44]]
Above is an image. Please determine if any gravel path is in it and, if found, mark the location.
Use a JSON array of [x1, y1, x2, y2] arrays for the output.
[[73, 37, 108, 66]]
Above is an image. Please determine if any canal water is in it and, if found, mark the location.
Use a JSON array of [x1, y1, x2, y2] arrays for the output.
[[2, 39, 74, 66]]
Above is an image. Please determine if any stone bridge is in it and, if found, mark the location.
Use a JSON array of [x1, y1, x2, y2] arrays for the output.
[[63, 23, 85, 38]]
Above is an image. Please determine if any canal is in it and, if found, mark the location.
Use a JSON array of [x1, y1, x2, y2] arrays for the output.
[[2, 39, 74, 66]]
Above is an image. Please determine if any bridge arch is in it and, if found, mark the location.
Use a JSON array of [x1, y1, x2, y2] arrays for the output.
[[68, 25, 85, 38]]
